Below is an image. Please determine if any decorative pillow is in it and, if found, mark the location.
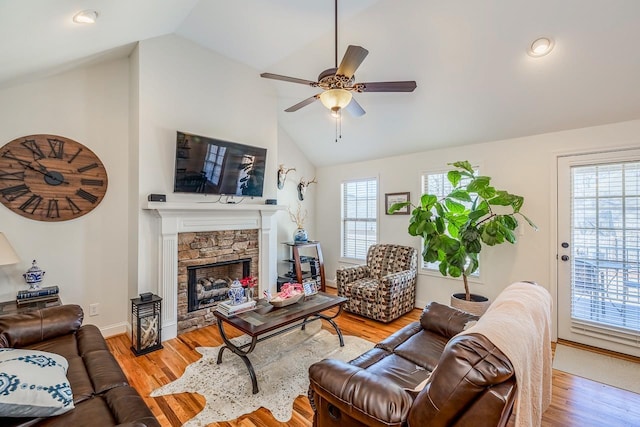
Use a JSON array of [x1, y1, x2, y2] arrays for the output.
[[0, 348, 74, 417]]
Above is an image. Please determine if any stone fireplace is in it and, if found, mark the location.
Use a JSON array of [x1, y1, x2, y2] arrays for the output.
[[144, 202, 282, 341], [178, 230, 258, 334]]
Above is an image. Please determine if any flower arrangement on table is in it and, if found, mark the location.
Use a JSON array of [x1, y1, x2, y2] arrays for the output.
[[240, 276, 257, 300], [240, 276, 257, 288]]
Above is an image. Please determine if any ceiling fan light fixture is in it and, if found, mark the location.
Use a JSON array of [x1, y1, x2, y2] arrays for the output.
[[73, 10, 99, 24], [528, 37, 554, 57], [320, 89, 352, 111]]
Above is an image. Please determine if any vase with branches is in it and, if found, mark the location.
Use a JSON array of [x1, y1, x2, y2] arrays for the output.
[[288, 203, 309, 243]]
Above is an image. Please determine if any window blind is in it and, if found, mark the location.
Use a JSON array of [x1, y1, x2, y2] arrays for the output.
[[341, 178, 377, 260], [570, 161, 640, 346]]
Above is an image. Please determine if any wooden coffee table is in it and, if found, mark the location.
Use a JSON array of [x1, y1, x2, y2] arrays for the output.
[[213, 292, 347, 394]]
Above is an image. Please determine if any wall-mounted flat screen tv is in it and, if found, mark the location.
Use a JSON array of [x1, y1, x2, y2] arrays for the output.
[[173, 131, 267, 197]]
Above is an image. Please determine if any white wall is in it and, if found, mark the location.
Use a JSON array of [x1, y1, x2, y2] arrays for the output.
[[135, 35, 279, 298], [316, 119, 640, 316], [0, 59, 131, 335], [276, 126, 317, 276]]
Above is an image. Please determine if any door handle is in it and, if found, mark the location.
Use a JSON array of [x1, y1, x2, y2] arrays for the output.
[[561, 255, 570, 261]]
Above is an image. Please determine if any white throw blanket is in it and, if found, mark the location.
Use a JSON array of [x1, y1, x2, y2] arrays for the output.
[[457, 282, 552, 427]]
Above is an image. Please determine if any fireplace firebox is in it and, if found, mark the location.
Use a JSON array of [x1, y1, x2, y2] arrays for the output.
[[187, 258, 251, 312]]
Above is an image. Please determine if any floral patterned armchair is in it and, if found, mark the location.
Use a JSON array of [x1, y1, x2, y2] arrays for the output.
[[337, 244, 417, 323]]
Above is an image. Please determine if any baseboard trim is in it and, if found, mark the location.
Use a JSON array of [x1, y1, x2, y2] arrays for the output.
[[99, 321, 129, 338], [558, 338, 640, 364]]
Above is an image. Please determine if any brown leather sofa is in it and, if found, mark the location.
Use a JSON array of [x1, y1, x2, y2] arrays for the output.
[[0, 304, 160, 427], [308, 302, 516, 427]]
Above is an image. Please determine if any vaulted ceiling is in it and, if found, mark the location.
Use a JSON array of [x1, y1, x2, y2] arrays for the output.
[[2, 0, 639, 166]]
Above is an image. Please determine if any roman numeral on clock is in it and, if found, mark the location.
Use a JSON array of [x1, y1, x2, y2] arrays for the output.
[[20, 139, 45, 159], [76, 188, 98, 204], [1, 183, 30, 201], [2, 150, 32, 168], [77, 163, 98, 173], [47, 199, 60, 218], [19, 194, 43, 214], [66, 196, 82, 214], [80, 179, 104, 186], [68, 147, 83, 164], [47, 138, 65, 159], [0, 170, 25, 181]]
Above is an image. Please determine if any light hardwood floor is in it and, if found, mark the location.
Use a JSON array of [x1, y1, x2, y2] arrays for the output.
[[106, 303, 640, 427]]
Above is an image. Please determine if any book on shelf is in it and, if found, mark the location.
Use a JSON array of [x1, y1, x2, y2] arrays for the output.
[[17, 285, 59, 300], [216, 299, 257, 316], [16, 294, 60, 306]]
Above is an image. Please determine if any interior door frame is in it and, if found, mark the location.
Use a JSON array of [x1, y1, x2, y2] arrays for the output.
[[551, 145, 640, 345]]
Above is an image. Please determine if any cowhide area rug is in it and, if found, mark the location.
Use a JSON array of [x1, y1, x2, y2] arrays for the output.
[[151, 320, 374, 426]]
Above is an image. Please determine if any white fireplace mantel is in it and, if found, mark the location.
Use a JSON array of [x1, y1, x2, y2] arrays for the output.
[[143, 201, 284, 340]]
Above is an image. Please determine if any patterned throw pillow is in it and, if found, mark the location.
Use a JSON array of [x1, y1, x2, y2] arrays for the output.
[[0, 348, 74, 417]]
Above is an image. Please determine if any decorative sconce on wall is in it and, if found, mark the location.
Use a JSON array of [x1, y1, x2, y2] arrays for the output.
[[277, 164, 296, 190], [297, 177, 317, 201]]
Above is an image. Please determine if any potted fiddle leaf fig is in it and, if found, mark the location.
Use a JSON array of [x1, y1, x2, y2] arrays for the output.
[[389, 160, 536, 315]]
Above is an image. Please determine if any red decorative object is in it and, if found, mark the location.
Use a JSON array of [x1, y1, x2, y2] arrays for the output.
[[279, 282, 303, 298], [240, 276, 257, 288]]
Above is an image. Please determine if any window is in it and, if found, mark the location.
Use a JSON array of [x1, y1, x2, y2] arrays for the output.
[[421, 168, 479, 275], [570, 161, 640, 332], [341, 178, 378, 260]]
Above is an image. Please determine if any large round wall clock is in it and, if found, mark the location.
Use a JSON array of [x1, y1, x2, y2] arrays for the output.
[[0, 134, 108, 222]]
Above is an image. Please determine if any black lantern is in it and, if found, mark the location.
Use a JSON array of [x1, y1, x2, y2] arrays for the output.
[[131, 294, 163, 356]]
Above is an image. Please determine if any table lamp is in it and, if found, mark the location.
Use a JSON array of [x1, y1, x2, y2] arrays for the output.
[[0, 232, 19, 266]]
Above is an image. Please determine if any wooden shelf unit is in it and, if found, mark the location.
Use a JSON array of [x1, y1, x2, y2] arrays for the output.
[[279, 241, 326, 292]]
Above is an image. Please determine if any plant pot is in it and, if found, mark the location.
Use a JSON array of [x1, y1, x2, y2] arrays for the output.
[[450, 293, 491, 316]]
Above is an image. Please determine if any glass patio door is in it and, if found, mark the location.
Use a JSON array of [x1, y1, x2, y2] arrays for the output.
[[557, 150, 640, 357]]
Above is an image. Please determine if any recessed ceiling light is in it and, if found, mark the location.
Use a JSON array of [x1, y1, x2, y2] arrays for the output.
[[528, 37, 554, 57], [527, 37, 555, 57], [73, 10, 99, 24]]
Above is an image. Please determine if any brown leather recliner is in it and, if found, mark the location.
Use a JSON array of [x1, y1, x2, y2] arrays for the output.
[[308, 302, 516, 427]]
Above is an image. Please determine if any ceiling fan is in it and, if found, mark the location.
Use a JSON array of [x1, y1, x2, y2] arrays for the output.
[[260, 0, 417, 118]]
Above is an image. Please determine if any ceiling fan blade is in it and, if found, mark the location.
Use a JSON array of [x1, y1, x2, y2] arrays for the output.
[[344, 97, 366, 117], [260, 73, 318, 87], [336, 45, 369, 78], [284, 94, 321, 112], [355, 81, 417, 92]]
